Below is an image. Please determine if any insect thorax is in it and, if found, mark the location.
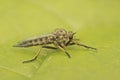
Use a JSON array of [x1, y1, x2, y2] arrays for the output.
[[53, 28, 69, 44]]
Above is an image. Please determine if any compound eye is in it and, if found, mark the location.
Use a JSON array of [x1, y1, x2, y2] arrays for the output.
[[68, 31, 76, 39], [68, 31, 73, 35]]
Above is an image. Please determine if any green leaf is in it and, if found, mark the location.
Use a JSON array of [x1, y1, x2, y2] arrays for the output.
[[0, 0, 120, 80]]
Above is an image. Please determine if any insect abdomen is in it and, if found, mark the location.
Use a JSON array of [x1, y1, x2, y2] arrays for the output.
[[14, 36, 55, 47]]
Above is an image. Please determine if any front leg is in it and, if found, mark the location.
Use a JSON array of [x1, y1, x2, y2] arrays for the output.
[[76, 43, 97, 50], [67, 40, 97, 50], [65, 32, 76, 46]]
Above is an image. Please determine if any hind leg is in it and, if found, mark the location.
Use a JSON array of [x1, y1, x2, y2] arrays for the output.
[[23, 46, 57, 63], [23, 48, 42, 63]]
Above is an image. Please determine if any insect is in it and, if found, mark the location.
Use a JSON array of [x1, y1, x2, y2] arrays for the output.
[[14, 28, 96, 63]]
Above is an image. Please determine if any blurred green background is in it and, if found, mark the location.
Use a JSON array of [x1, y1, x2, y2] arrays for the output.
[[0, 0, 120, 80]]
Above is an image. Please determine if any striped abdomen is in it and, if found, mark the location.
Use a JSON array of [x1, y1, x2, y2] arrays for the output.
[[14, 35, 55, 47]]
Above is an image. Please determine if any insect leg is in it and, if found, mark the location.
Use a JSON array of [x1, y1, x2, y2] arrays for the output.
[[42, 46, 57, 49], [53, 41, 71, 58], [65, 32, 76, 46], [67, 42, 75, 46], [57, 45, 71, 58], [77, 43, 97, 50], [72, 41, 97, 50], [65, 39, 72, 46], [23, 48, 42, 63], [65, 36, 75, 47]]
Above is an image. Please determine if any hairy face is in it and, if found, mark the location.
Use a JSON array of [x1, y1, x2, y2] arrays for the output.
[[67, 31, 76, 39]]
